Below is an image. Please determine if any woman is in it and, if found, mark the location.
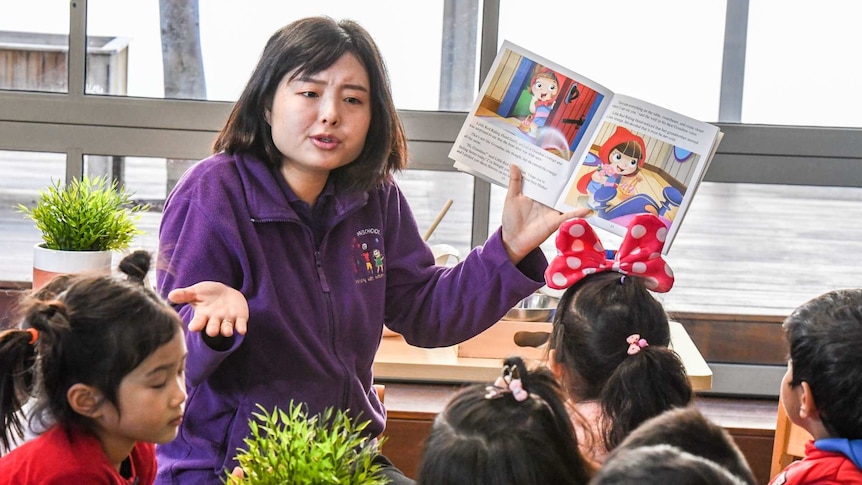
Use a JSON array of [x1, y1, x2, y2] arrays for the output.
[[156, 16, 586, 484]]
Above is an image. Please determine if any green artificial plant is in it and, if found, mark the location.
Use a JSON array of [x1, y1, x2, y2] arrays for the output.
[[226, 402, 388, 485], [17, 175, 148, 251]]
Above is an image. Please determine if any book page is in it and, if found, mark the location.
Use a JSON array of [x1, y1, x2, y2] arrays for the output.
[[556, 94, 721, 254], [450, 41, 614, 208]]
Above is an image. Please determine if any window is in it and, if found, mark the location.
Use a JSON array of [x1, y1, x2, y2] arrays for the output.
[[0, 0, 69, 94], [1, 151, 65, 283], [85, 0, 466, 110], [395, 170, 476, 256], [499, 0, 727, 122], [743, 0, 862, 127], [1, 0, 861, 396]]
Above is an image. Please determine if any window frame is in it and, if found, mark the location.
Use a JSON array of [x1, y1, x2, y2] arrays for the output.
[[1, 1, 858, 242]]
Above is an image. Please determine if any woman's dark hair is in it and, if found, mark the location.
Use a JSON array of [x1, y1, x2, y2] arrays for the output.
[[0, 250, 183, 451], [549, 271, 693, 451], [416, 356, 592, 485], [213, 16, 407, 193], [591, 444, 748, 485], [784, 288, 862, 439]]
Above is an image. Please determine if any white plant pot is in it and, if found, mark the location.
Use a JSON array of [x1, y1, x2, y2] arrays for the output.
[[32, 244, 112, 291]]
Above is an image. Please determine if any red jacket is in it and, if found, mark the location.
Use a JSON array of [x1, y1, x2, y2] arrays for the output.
[[0, 424, 156, 484], [770, 440, 862, 485]]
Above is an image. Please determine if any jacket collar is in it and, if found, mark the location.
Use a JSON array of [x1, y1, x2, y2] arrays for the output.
[[233, 153, 368, 221], [816, 438, 862, 469]]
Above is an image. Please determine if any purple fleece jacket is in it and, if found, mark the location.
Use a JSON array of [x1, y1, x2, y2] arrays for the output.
[[154, 152, 547, 484]]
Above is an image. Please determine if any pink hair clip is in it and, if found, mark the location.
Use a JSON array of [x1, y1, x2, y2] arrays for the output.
[[626, 334, 649, 355], [485, 365, 529, 402]]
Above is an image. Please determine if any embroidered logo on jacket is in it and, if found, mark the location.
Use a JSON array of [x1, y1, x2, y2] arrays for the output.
[[352, 229, 384, 284]]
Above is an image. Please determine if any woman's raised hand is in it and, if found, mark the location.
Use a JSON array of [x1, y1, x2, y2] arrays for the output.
[[501, 164, 591, 264]]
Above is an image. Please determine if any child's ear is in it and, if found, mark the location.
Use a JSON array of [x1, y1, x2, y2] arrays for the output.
[[67, 384, 105, 418], [547, 349, 562, 378], [799, 381, 820, 420]]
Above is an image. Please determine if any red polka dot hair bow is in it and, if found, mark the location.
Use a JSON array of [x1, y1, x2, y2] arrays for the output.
[[544, 214, 675, 293]]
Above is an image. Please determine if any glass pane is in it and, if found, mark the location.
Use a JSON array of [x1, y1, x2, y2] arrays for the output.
[[492, 180, 862, 319], [0, 1, 70, 93], [499, 0, 727, 122], [395, 170, 475, 257], [83, 155, 187, 282], [86, 0, 467, 110], [0, 151, 66, 283], [743, 1, 862, 127]]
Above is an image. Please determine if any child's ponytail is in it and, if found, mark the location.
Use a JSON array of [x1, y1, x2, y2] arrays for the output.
[[600, 344, 692, 450], [118, 249, 152, 287], [548, 271, 694, 454], [499, 356, 575, 440], [0, 327, 39, 452], [0, 297, 73, 452]]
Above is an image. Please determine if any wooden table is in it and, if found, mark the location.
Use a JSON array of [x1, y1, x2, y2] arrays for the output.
[[374, 320, 712, 391]]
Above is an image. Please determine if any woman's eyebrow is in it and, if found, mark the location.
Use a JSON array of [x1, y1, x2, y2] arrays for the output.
[[295, 74, 368, 92]]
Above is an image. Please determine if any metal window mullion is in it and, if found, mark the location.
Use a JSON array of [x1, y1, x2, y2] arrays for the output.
[[66, 0, 88, 182], [718, 0, 749, 123], [470, 0, 501, 247]]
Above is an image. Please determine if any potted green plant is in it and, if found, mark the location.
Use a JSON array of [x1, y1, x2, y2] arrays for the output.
[[226, 402, 388, 485], [17, 174, 148, 289]]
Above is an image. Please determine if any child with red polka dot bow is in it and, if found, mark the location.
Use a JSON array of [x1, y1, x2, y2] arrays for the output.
[[544, 214, 693, 468]]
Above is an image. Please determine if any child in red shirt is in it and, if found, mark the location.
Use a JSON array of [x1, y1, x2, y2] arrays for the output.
[[769, 289, 862, 485], [0, 251, 187, 484]]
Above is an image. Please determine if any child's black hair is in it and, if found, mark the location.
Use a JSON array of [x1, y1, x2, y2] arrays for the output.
[[784, 288, 862, 439], [549, 271, 693, 450], [607, 406, 756, 484], [591, 444, 748, 485], [416, 356, 592, 485], [0, 250, 183, 451]]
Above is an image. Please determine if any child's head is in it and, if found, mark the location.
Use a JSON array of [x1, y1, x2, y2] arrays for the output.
[[781, 288, 862, 439], [416, 356, 592, 485], [591, 444, 748, 485], [0, 250, 186, 451], [548, 271, 693, 450], [606, 406, 756, 484], [214, 16, 407, 193]]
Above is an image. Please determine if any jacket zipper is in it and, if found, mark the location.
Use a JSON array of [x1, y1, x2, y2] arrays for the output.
[[254, 204, 360, 413], [315, 244, 351, 411]]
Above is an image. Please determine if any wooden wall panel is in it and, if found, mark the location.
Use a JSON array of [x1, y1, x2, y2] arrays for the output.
[[380, 418, 434, 480]]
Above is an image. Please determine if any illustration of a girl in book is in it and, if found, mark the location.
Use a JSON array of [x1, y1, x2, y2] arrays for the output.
[[518, 67, 562, 136], [577, 126, 646, 208]]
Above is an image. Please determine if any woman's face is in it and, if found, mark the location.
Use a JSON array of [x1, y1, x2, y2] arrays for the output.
[[266, 52, 372, 182]]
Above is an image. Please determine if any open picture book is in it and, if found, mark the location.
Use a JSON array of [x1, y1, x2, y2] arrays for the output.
[[450, 41, 723, 254]]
